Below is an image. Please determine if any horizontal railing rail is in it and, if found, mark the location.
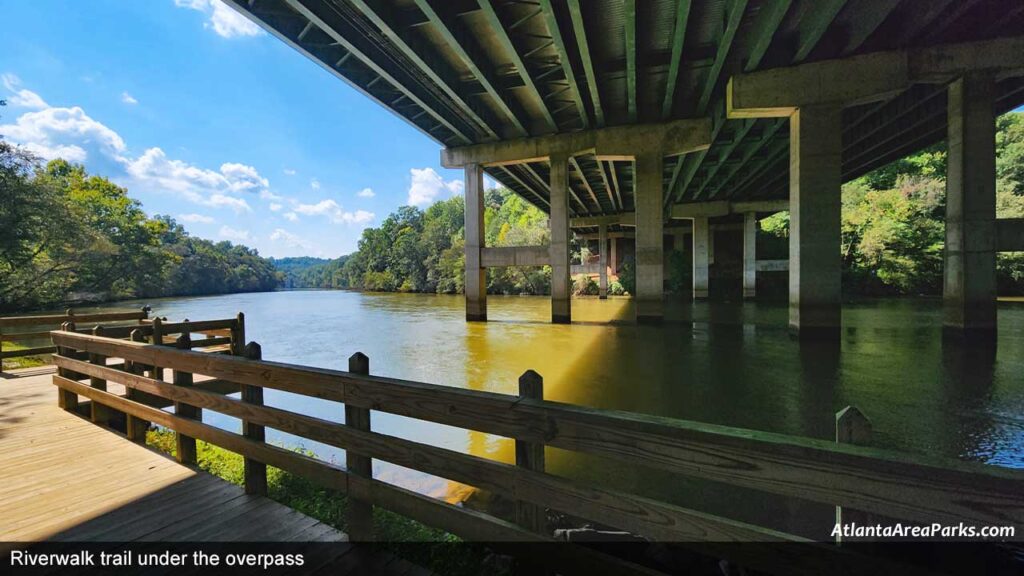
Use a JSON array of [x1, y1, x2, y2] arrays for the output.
[[47, 326, 1024, 575], [0, 308, 148, 367]]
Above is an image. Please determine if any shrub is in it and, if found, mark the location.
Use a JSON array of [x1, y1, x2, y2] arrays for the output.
[[572, 274, 598, 296]]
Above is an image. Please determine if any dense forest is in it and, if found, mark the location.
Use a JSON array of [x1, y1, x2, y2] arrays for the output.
[[0, 144, 280, 312]]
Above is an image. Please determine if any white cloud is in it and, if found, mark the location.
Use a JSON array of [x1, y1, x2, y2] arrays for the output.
[[178, 213, 215, 224], [283, 168, 296, 176], [270, 228, 310, 249], [284, 212, 299, 222], [408, 167, 463, 206], [174, 0, 263, 39], [291, 198, 374, 226], [259, 189, 283, 201], [310, 178, 321, 190], [269, 203, 283, 212], [124, 148, 263, 211], [339, 209, 374, 225], [121, 92, 138, 105], [357, 187, 375, 198], [0, 105, 125, 162], [2, 74, 48, 110], [219, 225, 251, 241]]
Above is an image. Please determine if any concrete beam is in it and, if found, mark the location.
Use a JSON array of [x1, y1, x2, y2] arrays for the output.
[[692, 216, 709, 299], [598, 224, 608, 299], [743, 212, 757, 299], [997, 218, 1024, 252], [789, 104, 843, 338], [550, 153, 571, 324], [669, 198, 788, 219], [480, 246, 550, 268], [756, 259, 789, 272], [570, 213, 636, 228], [465, 164, 487, 321], [441, 118, 711, 168], [635, 153, 665, 322], [727, 36, 1024, 118], [944, 73, 997, 339]]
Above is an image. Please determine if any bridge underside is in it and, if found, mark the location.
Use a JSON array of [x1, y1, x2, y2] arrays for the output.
[[228, 0, 1024, 337]]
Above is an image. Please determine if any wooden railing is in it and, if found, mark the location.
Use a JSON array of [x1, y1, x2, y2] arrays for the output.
[[47, 325, 1024, 575], [0, 308, 149, 370]]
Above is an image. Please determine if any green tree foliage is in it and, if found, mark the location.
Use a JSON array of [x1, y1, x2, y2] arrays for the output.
[[759, 111, 1024, 296], [287, 188, 555, 295], [0, 151, 280, 312]]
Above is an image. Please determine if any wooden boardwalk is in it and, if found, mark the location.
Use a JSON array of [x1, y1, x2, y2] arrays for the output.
[[0, 366, 428, 575]]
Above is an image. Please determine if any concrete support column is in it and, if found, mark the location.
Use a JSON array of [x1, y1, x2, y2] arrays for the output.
[[635, 153, 665, 323], [789, 104, 842, 338], [944, 72, 997, 340], [465, 163, 487, 321], [550, 153, 571, 324], [610, 238, 618, 273], [692, 217, 710, 299], [743, 212, 757, 299], [673, 233, 687, 252], [598, 223, 608, 299]]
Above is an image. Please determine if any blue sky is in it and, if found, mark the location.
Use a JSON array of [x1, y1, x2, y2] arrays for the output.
[[0, 0, 482, 258]]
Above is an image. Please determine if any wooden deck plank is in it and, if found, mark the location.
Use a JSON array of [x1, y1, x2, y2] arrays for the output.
[[0, 367, 428, 575]]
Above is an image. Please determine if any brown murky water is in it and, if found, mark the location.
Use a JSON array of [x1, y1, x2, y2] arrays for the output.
[[72, 291, 1024, 537]]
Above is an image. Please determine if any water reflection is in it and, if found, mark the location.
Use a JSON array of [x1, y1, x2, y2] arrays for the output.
[[79, 291, 1024, 533]]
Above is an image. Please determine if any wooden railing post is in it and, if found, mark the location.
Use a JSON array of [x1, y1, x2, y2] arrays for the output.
[[231, 312, 246, 356], [516, 369, 547, 534], [174, 327, 198, 465], [346, 352, 373, 541], [242, 341, 267, 496], [125, 329, 151, 442], [151, 316, 164, 382], [835, 405, 872, 544], [88, 326, 110, 425], [56, 321, 79, 411]]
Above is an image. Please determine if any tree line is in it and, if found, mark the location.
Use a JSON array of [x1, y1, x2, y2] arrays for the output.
[[0, 146, 280, 312]]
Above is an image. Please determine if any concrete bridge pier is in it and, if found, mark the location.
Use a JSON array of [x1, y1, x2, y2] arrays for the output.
[[465, 163, 487, 322], [598, 224, 608, 299], [635, 153, 665, 323], [944, 72, 997, 341], [692, 216, 710, 299], [743, 212, 757, 299], [788, 104, 843, 339], [550, 153, 572, 324]]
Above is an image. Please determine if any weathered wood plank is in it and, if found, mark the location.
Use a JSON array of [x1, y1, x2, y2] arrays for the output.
[[0, 310, 146, 327], [346, 352, 374, 542]]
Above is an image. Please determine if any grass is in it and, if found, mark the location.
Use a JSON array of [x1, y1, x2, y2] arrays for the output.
[[146, 429, 504, 575], [0, 342, 49, 370]]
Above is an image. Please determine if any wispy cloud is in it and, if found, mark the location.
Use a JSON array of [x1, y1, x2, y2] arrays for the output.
[[407, 167, 463, 206], [219, 225, 251, 241], [269, 203, 282, 212], [173, 0, 263, 39], [357, 187, 375, 198], [292, 198, 374, 225], [178, 213, 215, 224], [283, 168, 296, 176], [1, 74, 48, 110], [310, 178, 321, 190], [121, 91, 138, 105], [284, 212, 299, 222]]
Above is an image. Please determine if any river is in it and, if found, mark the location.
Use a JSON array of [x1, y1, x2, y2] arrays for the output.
[[47, 291, 1024, 536]]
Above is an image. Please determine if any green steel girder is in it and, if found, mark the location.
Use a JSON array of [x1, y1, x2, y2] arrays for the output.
[[623, 0, 637, 123], [567, 0, 604, 127], [697, 0, 748, 115], [539, 0, 589, 130], [478, 0, 559, 133], [661, 0, 692, 119], [413, 1, 530, 137], [350, 0, 502, 140]]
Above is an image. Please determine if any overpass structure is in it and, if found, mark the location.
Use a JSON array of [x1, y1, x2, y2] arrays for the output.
[[226, 0, 1024, 337]]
